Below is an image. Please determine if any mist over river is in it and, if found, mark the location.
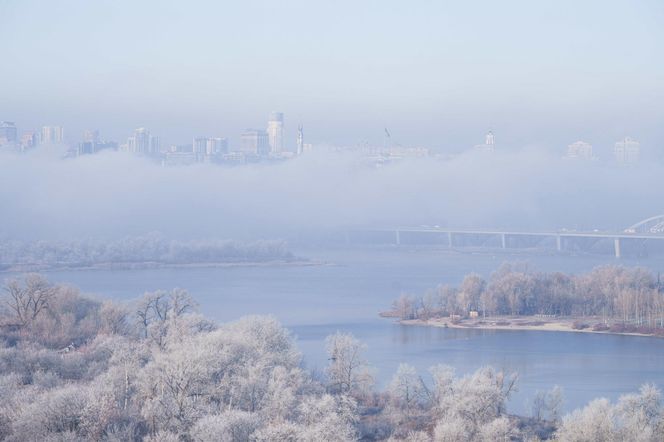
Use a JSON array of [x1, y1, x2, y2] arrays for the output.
[[14, 246, 664, 415]]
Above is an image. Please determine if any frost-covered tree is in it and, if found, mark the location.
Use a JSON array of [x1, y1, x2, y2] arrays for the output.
[[295, 394, 358, 442], [325, 332, 373, 397], [137, 315, 304, 437], [556, 384, 664, 442], [10, 384, 87, 441], [190, 410, 260, 442], [532, 385, 564, 422], [428, 365, 518, 441], [555, 398, 616, 442], [458, 273, 485, 314], [253, 421, 301, 441], [3, 273, 55, 327], [392, 294, 417, 320], [135, 289, 201, 348], [388, 363, 429, 414], [433, 416, 469, 442]]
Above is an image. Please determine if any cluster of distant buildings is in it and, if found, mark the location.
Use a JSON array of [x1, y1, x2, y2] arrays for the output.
[[472, 130, 641, 164], [563, 138, 641, 164], [0, 123, 68, 150], [0, 118, 644, 166], [0, 112, 313, 166], [163, 112, 313, 165]]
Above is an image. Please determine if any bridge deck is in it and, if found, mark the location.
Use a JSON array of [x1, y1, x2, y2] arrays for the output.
[[368, 228, 664, 241]]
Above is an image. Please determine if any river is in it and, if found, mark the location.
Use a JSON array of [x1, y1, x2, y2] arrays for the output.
[[11, 246, 664, 415]]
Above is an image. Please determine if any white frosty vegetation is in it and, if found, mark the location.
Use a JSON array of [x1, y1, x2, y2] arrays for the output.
[[555, 384, 664, 442], [0, 274, 662, 441], [325, 331, 374, 397]]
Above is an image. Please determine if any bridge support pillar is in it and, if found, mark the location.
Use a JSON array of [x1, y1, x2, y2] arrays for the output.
[[501, 233, 506, 249], [614, 238, 621, 258], [395, 230, 401, 246], [447, 231, 453, 248], [556, 235, 562, 252]]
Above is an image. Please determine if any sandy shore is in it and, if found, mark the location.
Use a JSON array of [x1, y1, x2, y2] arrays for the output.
[[398, 316, 662, 338]]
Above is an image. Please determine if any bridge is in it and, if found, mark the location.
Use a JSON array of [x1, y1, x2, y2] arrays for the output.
[[348, 215, 664, 258]]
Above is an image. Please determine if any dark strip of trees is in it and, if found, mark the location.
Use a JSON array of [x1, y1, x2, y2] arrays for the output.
[[0, 233, 293, 269]]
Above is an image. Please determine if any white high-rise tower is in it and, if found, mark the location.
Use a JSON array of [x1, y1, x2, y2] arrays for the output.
[[40, 126, 64, 144], [614, 137, 640, 164], [475, 130, 495, 152], [267, 112, 284, 153], [485, 131, 495, 148], [296, 124, 303, 155], [126, 127, 159, 155], [0, 122, 18, 144]]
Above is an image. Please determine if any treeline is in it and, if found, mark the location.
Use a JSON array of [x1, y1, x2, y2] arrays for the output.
[[0, 275, 663, 441], [0, 233, 294, 270], [390, 263, 664, 329]]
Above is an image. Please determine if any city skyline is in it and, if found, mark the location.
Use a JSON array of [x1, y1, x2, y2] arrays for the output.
[[1, 112, 659, 158], [0, 115, 652, 164], [1, 1, 662, 153]]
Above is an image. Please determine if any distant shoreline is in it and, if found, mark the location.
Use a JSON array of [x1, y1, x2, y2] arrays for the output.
[[388, 315, 663, 338], [0, 259, 326, 273]]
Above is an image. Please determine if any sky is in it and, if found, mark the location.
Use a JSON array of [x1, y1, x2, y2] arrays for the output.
[[1, 0, 663, 155]]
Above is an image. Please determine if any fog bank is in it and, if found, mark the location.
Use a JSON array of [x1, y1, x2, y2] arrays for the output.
[[0, 148, 660, 241]]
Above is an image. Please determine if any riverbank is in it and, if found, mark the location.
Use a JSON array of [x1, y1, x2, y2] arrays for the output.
[[0, 259, 327, 273], [395, 315, 664, 338]]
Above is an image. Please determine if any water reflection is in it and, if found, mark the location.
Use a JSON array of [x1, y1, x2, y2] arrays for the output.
[[295, 321, 664, 414]]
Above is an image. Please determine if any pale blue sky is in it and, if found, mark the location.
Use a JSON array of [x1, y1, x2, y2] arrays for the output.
[[1, 0, 663, 154]]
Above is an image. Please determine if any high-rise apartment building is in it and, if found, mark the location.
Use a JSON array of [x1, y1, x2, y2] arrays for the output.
[[83, 129, 100, 143], [241, 129, 269, 155], [485, 130, 495, 148], [20, 131, 38, 149], [614, 137, 640, 164], [475, 130, 495, 152], [149, 135, 160, 154], [127, 128, 160, 155], [0, 121, 18, 144], [78, 141, 96, 155], [565, 141, 594, 160], [296, 124, 303, 155], [193, 137, 208, 155], [77, 129, 101, 155], [40, 126, 64, 144], [192, 136, 229, 161], [206, 137, 228, 155], [267, 112, 284, 153]]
